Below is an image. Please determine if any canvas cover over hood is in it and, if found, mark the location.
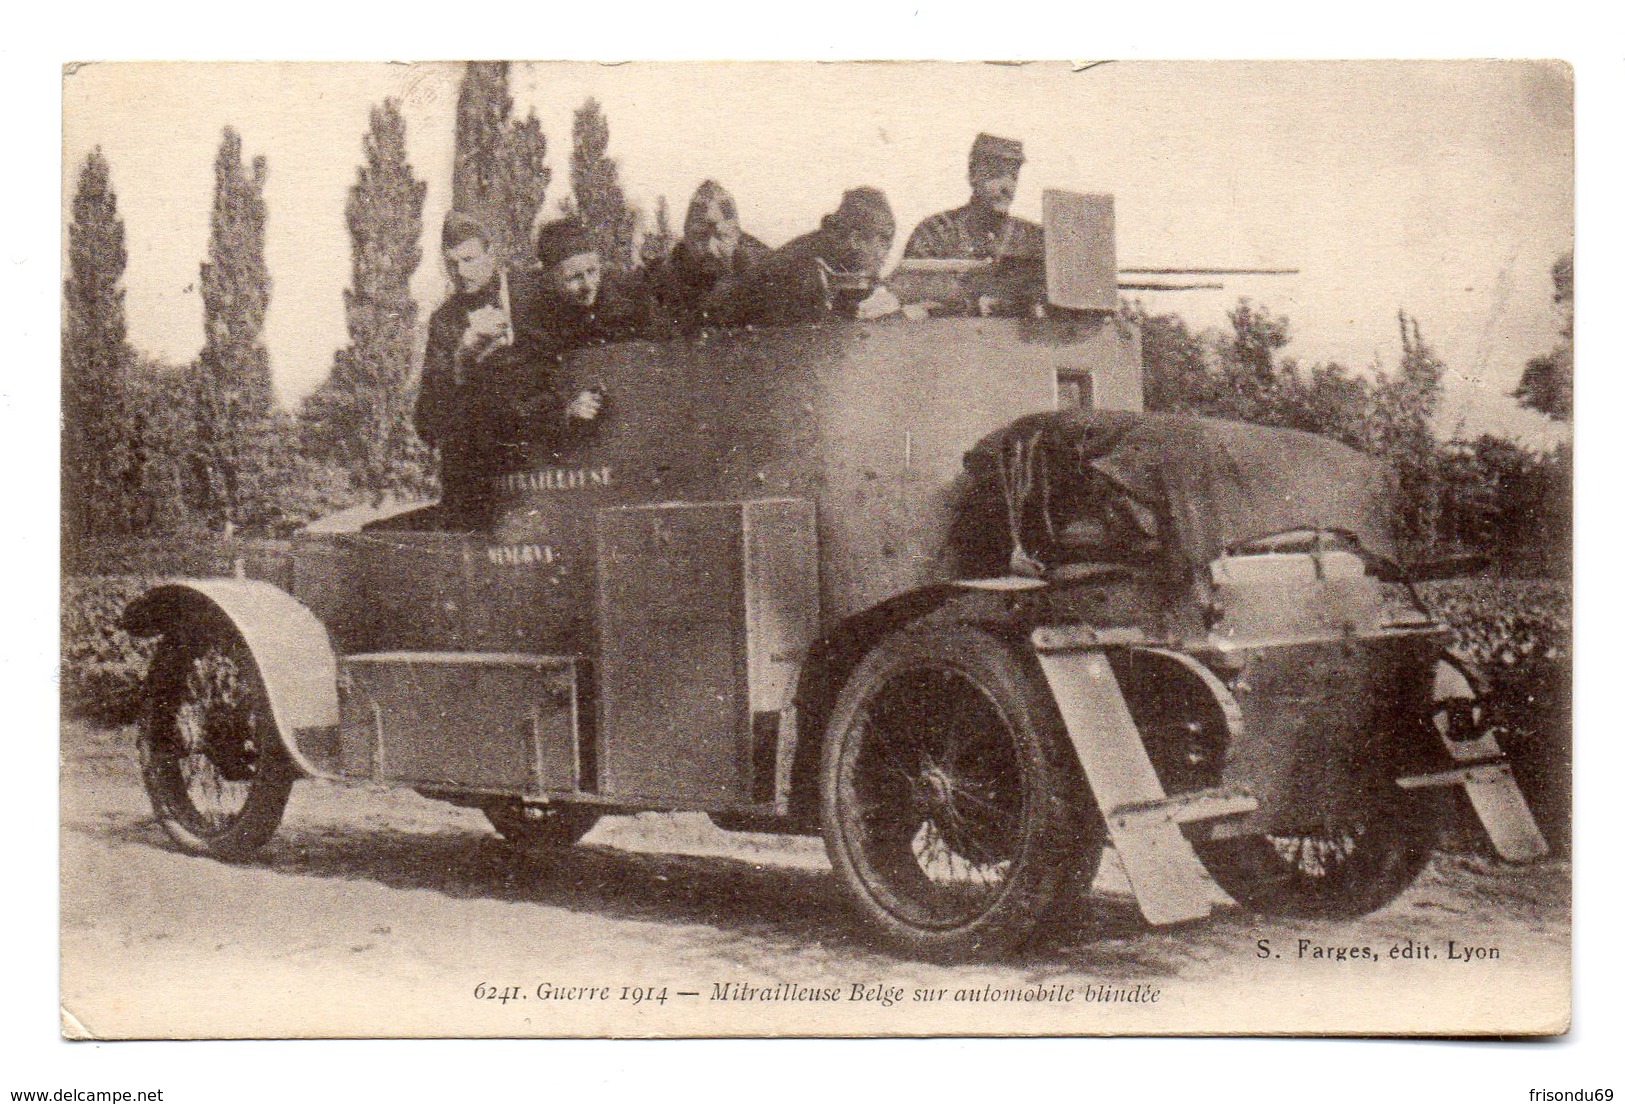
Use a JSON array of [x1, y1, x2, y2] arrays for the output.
[[965, 409, 1399, 578]]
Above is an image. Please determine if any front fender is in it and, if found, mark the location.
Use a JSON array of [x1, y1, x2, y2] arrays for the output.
[[124, 579, 340, 779]]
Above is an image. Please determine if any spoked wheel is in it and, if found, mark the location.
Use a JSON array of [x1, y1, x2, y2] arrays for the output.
[[821, 626, 1100, 961], [138, 621, 294, 859], [1192, 784, 1445, 918], [1120, 648, 1444, 919], [483, 801, 600, 849]]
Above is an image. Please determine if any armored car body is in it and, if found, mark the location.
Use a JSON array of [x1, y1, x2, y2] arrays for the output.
[[125, 194, 1545, 960]]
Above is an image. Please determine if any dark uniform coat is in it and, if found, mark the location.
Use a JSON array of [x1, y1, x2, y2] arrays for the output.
[[415, 268, 578, 524], [712, 231, 874, 328], [903, 203, 1043, 261], [640, 233, 770, 334]]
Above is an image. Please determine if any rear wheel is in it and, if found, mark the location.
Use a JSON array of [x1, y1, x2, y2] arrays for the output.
[[138, 621, 294, 859], [820, 625, 1101, 961], [483, 801, 600, 849]]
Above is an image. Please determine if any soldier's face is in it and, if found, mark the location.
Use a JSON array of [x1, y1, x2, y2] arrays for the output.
[[446, 238, 499, 295], [969, 158, 1021, 214], [553, 251, 603, 308]]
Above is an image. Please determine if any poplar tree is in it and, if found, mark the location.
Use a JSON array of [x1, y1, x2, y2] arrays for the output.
[[62, 148, 138, 542], [302, 99, 432, 501], [501, 109, 551, 261], [569, 97, 638, 271], [189, 126, 276, 534], [452, 61, 550, 262], [452, 62, 509, 220]]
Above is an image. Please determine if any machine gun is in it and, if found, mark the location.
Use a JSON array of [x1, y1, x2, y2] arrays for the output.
[[890, 191, 1296, 312], [1117, 267, 1300, 292]]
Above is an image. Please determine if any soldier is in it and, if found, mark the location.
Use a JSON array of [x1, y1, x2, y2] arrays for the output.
[[903, 132, 1043, 261], [415, 212, 546, 525], [642, 180, 770, 332], [528, 218, 655, 347], [715, 186, 899, 327], [487, 216, 653, 452]]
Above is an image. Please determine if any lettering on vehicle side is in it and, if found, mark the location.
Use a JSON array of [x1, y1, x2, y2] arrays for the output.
[[495, 466, 614, 494], [486, 543, 556, 567]]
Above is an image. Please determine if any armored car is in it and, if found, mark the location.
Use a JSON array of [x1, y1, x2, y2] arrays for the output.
[[125, 193, 1545, 960]]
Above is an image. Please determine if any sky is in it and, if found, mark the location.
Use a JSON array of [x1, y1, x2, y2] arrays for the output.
[[62, 59, 1573, 447]]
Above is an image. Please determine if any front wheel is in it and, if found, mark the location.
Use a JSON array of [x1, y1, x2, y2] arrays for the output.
[[1193, 785, 1445, 919], [820, 625, 1101, 961], [138, 621, 294, 859]]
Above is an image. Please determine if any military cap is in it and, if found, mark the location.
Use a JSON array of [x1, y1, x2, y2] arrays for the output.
[[686, 179, 740, 227], [822, 186, 896, 239], [534, 217, 597, 271], [969, 132, 1025, 167]]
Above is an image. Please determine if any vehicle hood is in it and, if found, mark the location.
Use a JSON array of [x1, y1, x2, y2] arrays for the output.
[[965, 409, 1399, 576]]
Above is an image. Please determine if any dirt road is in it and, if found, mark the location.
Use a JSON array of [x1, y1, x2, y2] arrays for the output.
[[60, 720, 1569, 1038]]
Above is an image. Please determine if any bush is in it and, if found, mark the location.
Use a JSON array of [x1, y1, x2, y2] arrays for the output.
[[1418, 578, 1570, 668], [63, 534, 239, 578], [61, 576, 158, 725]]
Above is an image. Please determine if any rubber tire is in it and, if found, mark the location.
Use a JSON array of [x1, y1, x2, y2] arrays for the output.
[[138, 623, 294, 860], [483, 801, 600, 849], [820, 624, 1101, 962], [1193, 784, 1446, 919]]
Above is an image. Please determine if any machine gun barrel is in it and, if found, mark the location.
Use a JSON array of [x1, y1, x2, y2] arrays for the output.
[[1118, 267, 1300, 276]]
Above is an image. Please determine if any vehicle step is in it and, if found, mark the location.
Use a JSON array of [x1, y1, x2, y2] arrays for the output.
[[1396, 758, 1550, 862], [1106, 786, 1258, 832], [1396, 760, 1512, 790], [343, 651, 582, 668], [1035, 648, 1229, 926]]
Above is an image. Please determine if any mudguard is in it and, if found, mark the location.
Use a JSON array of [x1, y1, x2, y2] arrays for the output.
[[123, 579, 340, 780], [1030, 632, 1255, 926]]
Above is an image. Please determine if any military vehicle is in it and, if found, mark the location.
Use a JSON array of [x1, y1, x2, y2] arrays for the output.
[[124, 192, 1546, 961]]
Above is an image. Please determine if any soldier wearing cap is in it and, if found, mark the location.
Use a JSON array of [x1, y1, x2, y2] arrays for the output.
[[903, 132, 1043, 261], [642, 180, 770, 333], [495, 217, 655, 447], [528, 217, 652, 351], [715, 186, 899, 327]]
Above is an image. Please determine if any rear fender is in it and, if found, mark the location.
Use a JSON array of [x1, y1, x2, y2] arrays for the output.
[[784, 584, 964, 822], [123, 579, 340, 779]]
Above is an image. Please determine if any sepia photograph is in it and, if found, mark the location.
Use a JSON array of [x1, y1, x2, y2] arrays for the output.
[[57, 58, 1573, 1043]]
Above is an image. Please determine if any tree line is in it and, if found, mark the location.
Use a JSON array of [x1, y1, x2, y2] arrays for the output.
[[62, 62, 1571, 575], [1130, 278, 1571, 571], [63, 62, 644, 551]]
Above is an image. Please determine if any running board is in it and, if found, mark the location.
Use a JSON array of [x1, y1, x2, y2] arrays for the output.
[[1426, 659, 1550, 863], [1106, 786, 1258, 833], [1397, 758, 1549, 862], [1032, 638, 1228, 926]]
